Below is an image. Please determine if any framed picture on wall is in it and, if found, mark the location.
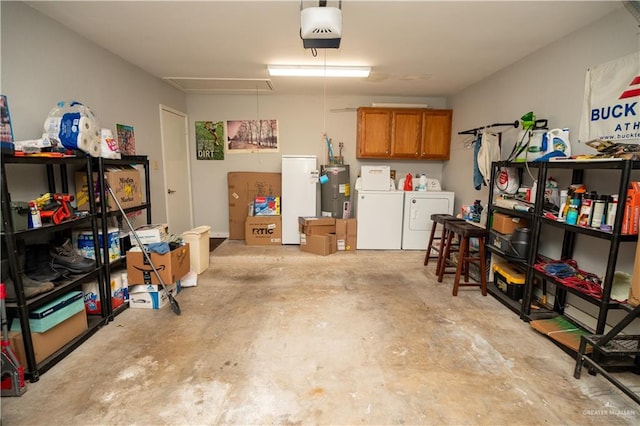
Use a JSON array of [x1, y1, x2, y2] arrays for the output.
[[116, 123, 136, 155], [227, 119, 279, 153], [195, 120, 225, 160]]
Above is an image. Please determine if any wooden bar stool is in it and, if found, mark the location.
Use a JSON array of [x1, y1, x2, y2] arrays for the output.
[[434, 217, 466, 277], [424, 213, 455, 266], [438, 221, 488, 296]]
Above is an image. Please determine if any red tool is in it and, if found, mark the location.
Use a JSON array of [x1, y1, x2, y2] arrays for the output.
[[40, 194, 74, 225]]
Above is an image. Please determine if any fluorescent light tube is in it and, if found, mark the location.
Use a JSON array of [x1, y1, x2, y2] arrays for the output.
[[268, 65, 370, 78]]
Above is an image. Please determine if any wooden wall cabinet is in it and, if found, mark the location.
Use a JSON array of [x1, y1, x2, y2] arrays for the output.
[[420, 109, 452, 160], [356, 107, 452, 160]]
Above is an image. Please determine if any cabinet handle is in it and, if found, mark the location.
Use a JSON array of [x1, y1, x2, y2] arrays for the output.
[[168, 189, 176, 194]]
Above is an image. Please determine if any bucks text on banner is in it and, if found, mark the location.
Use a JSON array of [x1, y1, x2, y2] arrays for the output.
[[579, 52, 640, 143]]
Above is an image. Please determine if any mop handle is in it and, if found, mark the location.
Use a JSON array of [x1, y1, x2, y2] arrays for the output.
[[103, 180, 169, 289]]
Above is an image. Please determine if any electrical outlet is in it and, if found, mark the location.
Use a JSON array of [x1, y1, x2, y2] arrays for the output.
[[153, 160, 159, 170]]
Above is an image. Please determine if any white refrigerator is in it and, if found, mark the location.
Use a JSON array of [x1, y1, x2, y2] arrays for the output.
[[281, 155, 318, 244]]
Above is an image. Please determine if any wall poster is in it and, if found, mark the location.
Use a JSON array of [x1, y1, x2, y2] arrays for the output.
[[227, 119, 279, 153], [195, 120, 224, 160], [116, 123, 136, 155]]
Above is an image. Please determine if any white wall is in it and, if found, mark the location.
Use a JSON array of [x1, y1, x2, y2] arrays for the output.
[[187, 94, 448, 236], [1, 1, 186, 226]]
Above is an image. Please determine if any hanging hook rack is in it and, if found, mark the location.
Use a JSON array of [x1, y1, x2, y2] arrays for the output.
[[458, 120, 519, 137]]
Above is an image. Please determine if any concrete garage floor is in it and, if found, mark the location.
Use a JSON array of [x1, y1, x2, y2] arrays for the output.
[[3, 240, 640, 425]]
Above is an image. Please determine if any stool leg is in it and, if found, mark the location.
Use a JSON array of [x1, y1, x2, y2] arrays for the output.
[[463, 240, 470, 282], [438, 229, 453, 283], [435, 225, 447, 275], [479, 237, 487, 296], [424, 222, 438, 266], [452, 236, 468, 296]]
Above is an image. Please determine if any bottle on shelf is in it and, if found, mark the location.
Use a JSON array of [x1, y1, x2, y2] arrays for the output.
[[605, 194, 618, 228], [590, 194, 608, 229], [557, 190, 568, 222], [28, 201, 42, 229], [566, 196, 581, 226], [577, 192, 595, 227]]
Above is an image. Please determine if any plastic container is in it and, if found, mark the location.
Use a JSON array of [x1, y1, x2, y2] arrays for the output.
[[182, 225, 211, 274], [493, 262, 526, 300], [590, 194, 608, 229], [418, 174, 428, 191]]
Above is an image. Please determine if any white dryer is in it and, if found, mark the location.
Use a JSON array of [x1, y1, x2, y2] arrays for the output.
[[401, 183, 455, 250]]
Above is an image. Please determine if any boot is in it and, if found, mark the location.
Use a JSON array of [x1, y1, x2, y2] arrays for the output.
[[1, 259, 55, 302], [24, 244, 61, 282], [49, 238, 96, 274]]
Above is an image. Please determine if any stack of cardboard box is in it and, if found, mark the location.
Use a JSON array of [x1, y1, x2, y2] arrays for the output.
[[298, 217, 357, 255]]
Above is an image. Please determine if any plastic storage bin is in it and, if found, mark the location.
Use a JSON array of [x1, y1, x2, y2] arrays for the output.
[[182, 226, 211, 274], [493, 262, 526, 300]]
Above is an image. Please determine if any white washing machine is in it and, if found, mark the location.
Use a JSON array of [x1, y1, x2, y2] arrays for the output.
[[354, 177, 404, 250], [401, 180, 455, 250]]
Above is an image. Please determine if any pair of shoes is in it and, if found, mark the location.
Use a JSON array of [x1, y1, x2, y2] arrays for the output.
[[25, 244, 62, 282], [50, 239, 96, 274], [4, 276, 55, 302]]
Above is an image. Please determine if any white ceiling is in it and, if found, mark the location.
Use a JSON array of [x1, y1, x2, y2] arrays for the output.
[[26, 0, 624, 97]]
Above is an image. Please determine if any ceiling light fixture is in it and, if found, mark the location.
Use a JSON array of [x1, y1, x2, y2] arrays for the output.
[[267, 65, 370, 78]]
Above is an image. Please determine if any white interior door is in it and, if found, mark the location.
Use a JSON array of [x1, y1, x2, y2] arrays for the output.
[[160, 105, 193, 235]]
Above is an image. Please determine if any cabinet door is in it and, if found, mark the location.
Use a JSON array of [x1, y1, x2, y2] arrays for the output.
[[390, 110, 422, 158], [357, 108, 392, 158], [421, 109, 452, 160]]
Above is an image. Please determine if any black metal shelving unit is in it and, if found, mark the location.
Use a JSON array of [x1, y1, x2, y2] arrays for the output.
[[0, 154, 108, 382], [486, 160, 638, 332], [94, 155, 151, 321], [487, 159, 640, 405]]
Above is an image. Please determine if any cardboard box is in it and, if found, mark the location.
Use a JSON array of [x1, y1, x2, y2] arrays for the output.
[[491, 212, 528, 235], [298, 217, 336, 227], [9, 310, 88, 367], [298, 216, 336, 236], [228, 172, 281, 240], [126, 244, 190, 285], [132, 224, 169, 245], [300, 233, 337, 256], [128, 282, 181, 310], [245, 216, 282, 245], [361, 165, 391, 191], [335, 218, 357, 251], [11, 291, 84, 333], [254, 196, 281, 216], [75, 166, 143, 212]]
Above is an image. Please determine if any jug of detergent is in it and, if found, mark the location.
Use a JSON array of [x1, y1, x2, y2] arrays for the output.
[[544, 128, 571, 158]]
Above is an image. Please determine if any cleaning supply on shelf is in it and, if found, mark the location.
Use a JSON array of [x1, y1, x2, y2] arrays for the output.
[[606, 195, 618, 228], [590, 194, 608, 229], [418, 173, 427, 191], [545, 128, 571, 157], [557, 190, 568, 222], [577, 192, 595, 227], [403, 172, 413, 191], [28, 201, 42, 229], [566, 196, 581, 225]]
